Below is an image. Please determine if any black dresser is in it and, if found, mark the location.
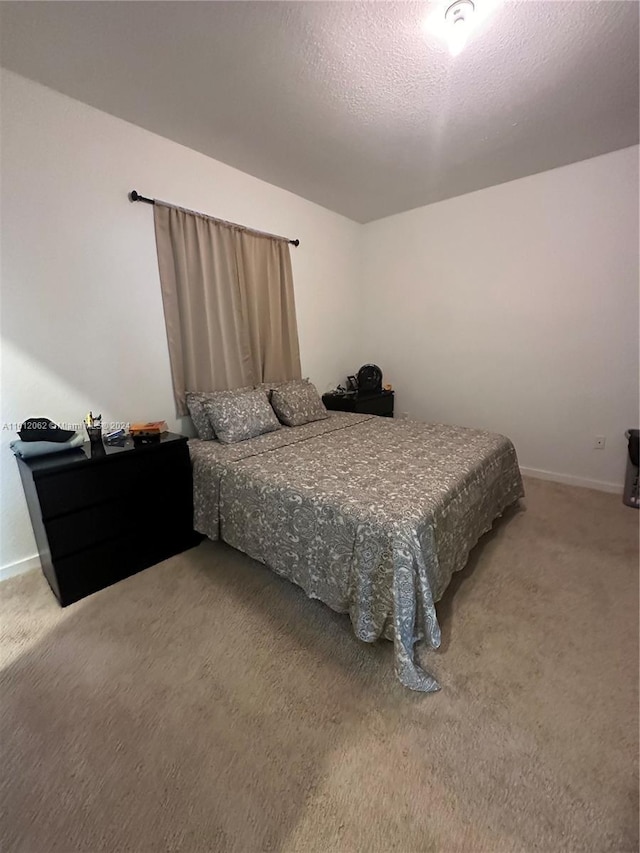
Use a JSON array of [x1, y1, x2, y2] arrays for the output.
[[16, 433, 200, 606], [322, 390, 394, 418]]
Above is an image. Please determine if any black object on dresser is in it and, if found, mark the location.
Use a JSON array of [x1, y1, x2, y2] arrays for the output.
[[16, 433, 200, 606], [322, 390, 394, 418]]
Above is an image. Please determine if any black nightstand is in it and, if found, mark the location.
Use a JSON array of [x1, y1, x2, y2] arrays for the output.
[[16, 433, 200, 606], [322, 390, 394, 418]]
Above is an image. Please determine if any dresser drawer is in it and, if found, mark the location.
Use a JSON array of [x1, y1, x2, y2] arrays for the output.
[[53, 528, 197, 606], [356, 394, 394, 417], [44, 486, 193, 558], [322, 392, 394, 417], [35, 443, 189, 519]]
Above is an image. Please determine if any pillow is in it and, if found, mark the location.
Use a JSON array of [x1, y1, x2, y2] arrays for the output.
[[271, 380, 328, 427], [186, 392, 216, 440], [186, 386, 253, 440], [203, 388, 281, 444]]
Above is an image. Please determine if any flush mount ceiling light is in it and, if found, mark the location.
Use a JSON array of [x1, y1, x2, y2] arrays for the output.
[[424, 0, 499, 57], [445, 0, 475, 56]]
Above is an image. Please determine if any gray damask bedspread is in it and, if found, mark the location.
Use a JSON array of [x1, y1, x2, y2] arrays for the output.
[[189, 412, 524, 692]]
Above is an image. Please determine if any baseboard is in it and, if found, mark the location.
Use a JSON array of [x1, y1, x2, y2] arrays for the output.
[[520, 466, 623, 494], [0, 554, 41, 583]]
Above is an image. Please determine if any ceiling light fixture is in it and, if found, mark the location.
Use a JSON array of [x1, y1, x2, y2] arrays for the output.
[[423, 0, 499, 58], [444, 0, 476, 56]]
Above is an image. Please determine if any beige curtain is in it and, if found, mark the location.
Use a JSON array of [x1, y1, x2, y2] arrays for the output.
[[154, 204, 302, 415]]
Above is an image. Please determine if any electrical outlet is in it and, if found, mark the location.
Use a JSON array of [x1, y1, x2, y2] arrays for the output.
[[594, 436, 606, 450]]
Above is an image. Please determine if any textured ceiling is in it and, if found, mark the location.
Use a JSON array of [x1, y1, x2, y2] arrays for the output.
[[1, 1, 638, 222]]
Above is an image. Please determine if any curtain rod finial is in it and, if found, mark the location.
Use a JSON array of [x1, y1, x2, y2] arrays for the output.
[[129, 190, 139, 202], [290, 239, 300, 247]]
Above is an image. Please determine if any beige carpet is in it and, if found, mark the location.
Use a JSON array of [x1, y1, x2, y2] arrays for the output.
[[1, 477, 638, 853]]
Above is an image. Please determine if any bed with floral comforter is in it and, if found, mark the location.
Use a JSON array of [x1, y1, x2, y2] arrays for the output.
[[189, 412, 523, 692]]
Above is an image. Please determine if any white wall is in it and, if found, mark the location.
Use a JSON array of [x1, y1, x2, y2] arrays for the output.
[[359, 146, 639, 491], [0, 70, 361, 572]]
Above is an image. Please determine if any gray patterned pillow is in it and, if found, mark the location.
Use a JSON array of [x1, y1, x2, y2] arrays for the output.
[[271, 381, 328, 427], [186, 387, 253, 440], [203, 389, 281, 444], [186, 392, 216, 440]]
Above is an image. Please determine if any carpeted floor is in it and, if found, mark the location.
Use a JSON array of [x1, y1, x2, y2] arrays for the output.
[[0, 477, 637, 853]]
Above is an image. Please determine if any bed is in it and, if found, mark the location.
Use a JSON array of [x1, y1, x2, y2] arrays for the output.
[[189, 412, 524, 692]]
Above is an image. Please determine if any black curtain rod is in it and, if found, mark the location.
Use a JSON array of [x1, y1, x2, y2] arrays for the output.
[[128, 190, 300, 247]]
